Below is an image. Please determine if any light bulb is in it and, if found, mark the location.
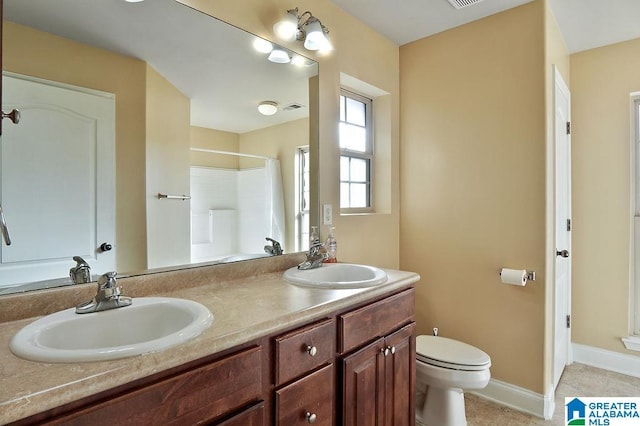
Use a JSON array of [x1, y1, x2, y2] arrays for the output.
[[273, 11, 298, 41], [303, 18, 328, 51], [253, 38, 273, 54]]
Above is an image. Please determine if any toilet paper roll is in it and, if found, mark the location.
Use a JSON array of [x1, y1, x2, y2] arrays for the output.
[[500, 268, 527, 286]]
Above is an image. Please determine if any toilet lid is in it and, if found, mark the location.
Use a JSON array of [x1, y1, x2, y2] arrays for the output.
[[416, 335, 491, 371]]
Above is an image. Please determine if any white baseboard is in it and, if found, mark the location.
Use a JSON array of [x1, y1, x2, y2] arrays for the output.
[[572, 343, 640, 378], [469, 378, 551, 419]]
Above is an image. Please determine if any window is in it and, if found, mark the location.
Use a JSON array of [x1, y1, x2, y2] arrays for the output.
[[295, 146, 310, 251], [340, 89, 373, 211]]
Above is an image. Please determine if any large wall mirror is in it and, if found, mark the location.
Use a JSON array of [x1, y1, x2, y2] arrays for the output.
[[0, 0, 318, 295]]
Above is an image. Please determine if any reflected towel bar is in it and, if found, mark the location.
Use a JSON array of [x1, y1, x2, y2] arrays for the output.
[[158, 193, 191, 200]]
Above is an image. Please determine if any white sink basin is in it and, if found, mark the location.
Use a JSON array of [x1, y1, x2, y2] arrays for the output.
[[283, 263, 388, 289], [10, 297, 213, 363]]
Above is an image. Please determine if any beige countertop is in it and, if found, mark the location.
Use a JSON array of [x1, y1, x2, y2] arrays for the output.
[[0, 256, 419, 424]]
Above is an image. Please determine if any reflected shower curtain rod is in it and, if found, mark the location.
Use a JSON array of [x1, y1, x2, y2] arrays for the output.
[[190, 147, 274, 161]]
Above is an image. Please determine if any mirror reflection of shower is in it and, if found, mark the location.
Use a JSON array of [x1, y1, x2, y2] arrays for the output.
[[190, 148, 285, 264]]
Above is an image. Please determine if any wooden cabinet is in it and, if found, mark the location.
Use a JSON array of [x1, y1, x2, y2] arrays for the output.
[[11, 287, 415, 426], [339, 289, 416, 426]]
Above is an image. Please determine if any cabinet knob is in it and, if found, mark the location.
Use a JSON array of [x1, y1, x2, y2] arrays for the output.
[[381, 347, 390, 356], [388, 345, 396, 355], [306, 344, 318, 357], [1, 109, 20, 124], [305, 411, 317, 423]]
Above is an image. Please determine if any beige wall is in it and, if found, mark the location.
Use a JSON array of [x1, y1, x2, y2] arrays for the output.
[[145, 66, 191, 269], [570, 37, 640, 355], [190, 127, 240, 169], [3, 21, 147, 273], [400, 1, 547, 393], [180, 0, 401, 269]]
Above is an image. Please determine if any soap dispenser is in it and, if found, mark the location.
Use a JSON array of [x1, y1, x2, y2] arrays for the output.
[[324, 227, 337, 263]]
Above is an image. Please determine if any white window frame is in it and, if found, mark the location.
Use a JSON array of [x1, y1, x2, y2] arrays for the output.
[[625, 95, 640, 350], [295, 146, 310, 252], [339, 88, 374, 213]]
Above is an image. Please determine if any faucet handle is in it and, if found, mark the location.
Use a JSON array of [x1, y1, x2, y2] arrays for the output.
[[98, 271, 117, 288], [265, 237, 283, 255]]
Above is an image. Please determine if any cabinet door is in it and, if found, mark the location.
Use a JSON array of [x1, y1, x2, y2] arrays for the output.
[[383, 323, 416, 426], [342, 338, 386, 426]]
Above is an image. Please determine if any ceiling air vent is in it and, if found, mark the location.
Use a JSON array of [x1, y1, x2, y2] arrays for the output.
[[283, 103, 305, 111], [446, 0, 485, 9]]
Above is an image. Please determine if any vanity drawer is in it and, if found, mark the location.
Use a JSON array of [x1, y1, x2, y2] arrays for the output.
[[46, 346, 263, 425], [338, 288, 415, 354], [275, 364, 334, 425], [274, 318, 335, 386]]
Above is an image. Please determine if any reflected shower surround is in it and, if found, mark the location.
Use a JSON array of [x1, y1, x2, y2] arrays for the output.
[[190, 157, 286, 264]]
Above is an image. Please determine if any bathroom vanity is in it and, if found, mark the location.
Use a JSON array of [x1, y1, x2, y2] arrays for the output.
[[0, 255, 419, 425]]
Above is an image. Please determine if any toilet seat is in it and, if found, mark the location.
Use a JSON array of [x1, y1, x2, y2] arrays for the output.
[[416, 335, 491, 371]]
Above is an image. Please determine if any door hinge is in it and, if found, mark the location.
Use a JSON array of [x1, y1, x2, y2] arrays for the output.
[[566, 314, 571, 328], [567, 218, 571, 232], [566, 121, 571, 135]]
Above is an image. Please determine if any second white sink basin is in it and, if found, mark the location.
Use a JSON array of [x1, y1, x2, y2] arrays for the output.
[[10, 297, 213, 363], [284, 263, 388, 289]]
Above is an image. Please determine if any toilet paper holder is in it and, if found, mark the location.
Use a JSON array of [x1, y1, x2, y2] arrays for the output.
[[499, 269, 536, 282]]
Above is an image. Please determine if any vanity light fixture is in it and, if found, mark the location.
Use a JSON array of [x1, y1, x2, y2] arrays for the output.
[[258, 101, 278, 116], [273, 8, 332, 53], [268, 48, 291, 64]]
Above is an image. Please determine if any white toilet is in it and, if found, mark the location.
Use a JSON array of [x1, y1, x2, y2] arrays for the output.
[[415, 335, 491, 426]]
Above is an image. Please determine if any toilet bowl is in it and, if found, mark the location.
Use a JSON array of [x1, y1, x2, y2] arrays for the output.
[[415, 335, 491, 426]]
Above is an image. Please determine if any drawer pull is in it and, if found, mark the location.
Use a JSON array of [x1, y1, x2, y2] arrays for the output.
[[306, 411, 317, 423], [306, 344, 318, 357], [381, 346, 396, 356]]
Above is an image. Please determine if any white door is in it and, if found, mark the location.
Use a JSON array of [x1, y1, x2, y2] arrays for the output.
[[553, 66, 572, 388], [0, 73, 115, 287]]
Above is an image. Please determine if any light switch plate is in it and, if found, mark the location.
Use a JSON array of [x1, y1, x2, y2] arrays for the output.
[[323, 204, 333, 225]]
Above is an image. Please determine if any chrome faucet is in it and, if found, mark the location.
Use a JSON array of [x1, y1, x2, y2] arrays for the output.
[[0, 204, 11, 246], [69, 256, 92, 284], [297, 241, 328, 270], [264, 237, 283, 256], [76, 271, 132, 314]]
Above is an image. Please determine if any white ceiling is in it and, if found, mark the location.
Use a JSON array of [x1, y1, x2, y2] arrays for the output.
[[328, 0, 640, 53]]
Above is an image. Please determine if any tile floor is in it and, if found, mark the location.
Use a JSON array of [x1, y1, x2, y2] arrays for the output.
[[464, 363, 640, 425]]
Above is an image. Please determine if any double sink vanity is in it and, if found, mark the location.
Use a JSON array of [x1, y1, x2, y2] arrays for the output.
[[0, 254, 419, 425]]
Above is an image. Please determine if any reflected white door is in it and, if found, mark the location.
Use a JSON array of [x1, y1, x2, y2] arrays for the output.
[[553, 67, 572, 388], [0, 73, 115, 286]]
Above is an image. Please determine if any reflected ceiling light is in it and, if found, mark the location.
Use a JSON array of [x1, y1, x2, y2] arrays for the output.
[[268, 48, 291, 64], [274, 7, 331, 53], [291, 55, 310, 67], [253, 38, 273, 54], [258, 101, 278, 116]]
